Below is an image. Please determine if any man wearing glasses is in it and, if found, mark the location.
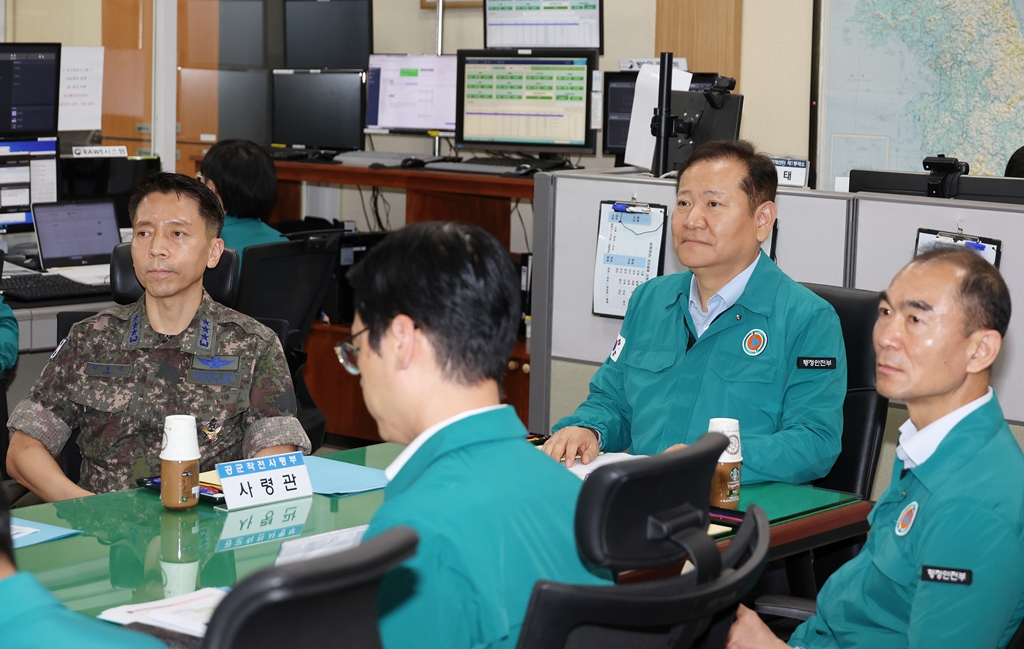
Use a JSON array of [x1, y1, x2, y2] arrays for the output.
[[6, 173, 309, 502], [337, 222, 611, 649]]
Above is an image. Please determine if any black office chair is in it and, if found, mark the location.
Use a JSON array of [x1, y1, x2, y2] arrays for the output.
[[802, 283, 888, 500], [201, 526, 419, 649], [516, 434, 771, 649], [110, 242, 239, 306], [235, 232, 341, 364]]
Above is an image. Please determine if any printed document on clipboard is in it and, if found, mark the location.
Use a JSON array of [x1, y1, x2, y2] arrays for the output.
[[915, 228, 1002, 268], [593, 200, 668, 318]]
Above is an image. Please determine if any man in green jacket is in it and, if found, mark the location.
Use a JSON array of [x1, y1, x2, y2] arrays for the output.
[[726, 246, 1024, 648], [343, 222, 611, 649], [544, 140, 847, 484]]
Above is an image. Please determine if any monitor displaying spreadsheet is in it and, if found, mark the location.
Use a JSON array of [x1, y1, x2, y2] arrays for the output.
[[455, 49, 596, 155], [483, 0, 602, 52], [366, 54, 457, 134]]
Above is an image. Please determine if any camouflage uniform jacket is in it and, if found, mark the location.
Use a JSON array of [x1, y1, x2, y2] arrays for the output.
[[8, 292, 311, 494]]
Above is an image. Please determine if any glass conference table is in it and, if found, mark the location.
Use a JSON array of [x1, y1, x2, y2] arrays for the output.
[[12, 444, 871, 617]]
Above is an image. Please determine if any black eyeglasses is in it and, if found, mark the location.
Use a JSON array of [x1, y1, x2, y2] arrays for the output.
[[334, 327, 369, 375]]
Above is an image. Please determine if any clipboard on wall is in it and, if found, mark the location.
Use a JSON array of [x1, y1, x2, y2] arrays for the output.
[[592, 198, 668, 318], [915, 228, 1002, 268]]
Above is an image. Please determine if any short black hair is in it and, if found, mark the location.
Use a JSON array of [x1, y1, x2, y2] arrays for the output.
[[347, 222, 521, 385], [1006, 146, 1024, 178], [128, 172, 225, 237], [0, 490, 14, 569], [200, 139, 278, 221], [913, 246, 1011, 337], [675, 140, 778, 213]]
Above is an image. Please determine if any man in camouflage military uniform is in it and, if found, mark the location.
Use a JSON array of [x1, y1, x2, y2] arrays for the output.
[[6, 172, 310, 501]]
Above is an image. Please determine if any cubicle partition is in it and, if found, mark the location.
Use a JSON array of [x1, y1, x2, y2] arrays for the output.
[[530, 168, 853, 435], [852, 193, 1024, 422]]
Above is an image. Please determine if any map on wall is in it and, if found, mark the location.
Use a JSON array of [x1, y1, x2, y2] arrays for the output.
[[818, 0, 1024, 189]]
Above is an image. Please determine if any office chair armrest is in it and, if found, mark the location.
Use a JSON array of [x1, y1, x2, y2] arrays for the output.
[[754, 595, 816, 621], [1, 479, 28, 507]]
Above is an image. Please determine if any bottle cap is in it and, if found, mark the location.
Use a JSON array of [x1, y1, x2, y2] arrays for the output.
[[160, 415, 201, 461], [708, 418, 742, 462]]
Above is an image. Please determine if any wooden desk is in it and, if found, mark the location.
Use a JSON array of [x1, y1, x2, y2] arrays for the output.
[[194, 158, 536, 250]]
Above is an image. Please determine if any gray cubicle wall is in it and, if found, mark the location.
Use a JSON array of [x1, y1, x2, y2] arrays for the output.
[[853, 193, 1024, 423], [530, 169, 853, 435]]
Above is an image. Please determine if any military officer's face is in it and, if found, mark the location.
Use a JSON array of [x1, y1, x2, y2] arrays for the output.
[[672, 158, 776, 273], [874, 261, 980, 403], [131, 192, 224, 300]]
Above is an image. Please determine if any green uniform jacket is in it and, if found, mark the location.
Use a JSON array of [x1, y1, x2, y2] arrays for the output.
[[0, 572, 165, 649], [0, 296, 18, 372], [554, 252, 847, 484], [220, 214, 286, 272], [364, 406, 612, 649], [790, 393, 1024, 648]]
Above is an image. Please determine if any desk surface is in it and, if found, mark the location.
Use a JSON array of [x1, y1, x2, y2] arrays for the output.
[[13, 444, 869, 617]]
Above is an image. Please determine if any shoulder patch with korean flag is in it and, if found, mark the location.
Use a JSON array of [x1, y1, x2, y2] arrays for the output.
[[610, 334, 626, 362]]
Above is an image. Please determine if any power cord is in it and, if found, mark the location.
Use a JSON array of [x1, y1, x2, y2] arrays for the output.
[[513, 198, 531, 253]]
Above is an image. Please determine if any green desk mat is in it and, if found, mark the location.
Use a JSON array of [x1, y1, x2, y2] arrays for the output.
[[737, 482, 860, 524]]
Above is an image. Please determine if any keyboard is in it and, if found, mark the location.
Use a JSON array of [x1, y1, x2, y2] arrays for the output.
[[425, 157, 569, 176], [2, 274, 111, 302], [333, 151, 445, 167]]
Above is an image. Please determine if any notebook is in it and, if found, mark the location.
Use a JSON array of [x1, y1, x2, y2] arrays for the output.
[[31, 199, 121, 285]]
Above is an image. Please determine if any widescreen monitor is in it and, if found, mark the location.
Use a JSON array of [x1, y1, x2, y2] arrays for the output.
[[953, 175, 1024, 206], [0, 137, 58, 233], [455, 49, 596, 155], [0, 43, 61, 137], [484, 0, 602, 52], [664, 90, 743, 171], [284, 0, 372, 71], [272, 70, 364, 151], [366, 54, 457, 134], [603, 71, 637, 156], [848, 169, 931, 197]]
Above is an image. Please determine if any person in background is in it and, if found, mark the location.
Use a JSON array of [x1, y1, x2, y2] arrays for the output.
[[727, 246, 1024, 648], [345, 222, 612, 649], [198, 139, 286, 270], [0, 491, 167, 648], [1005, 146, 1024, 177]]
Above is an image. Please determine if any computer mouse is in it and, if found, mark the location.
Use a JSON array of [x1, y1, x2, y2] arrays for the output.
[[401, 157, 427, 168], [514, 164, 537, 176]]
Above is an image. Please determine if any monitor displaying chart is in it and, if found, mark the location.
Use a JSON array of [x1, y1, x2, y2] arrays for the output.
[[366, 54, 457, 134], [484, 0, 602, 51], [456, 49, 595, 154]]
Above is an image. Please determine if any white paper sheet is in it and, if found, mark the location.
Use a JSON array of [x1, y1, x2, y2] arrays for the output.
[[59, 47, 104, 131], [99, 587, 228, 638], [276, 524, 368, 566], [624, 65, 693, 169]]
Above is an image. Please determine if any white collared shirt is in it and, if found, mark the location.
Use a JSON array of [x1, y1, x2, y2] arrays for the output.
[[384, 405, 509, 481], [688, 254, 760, 338], [896, 387, 993, 469]]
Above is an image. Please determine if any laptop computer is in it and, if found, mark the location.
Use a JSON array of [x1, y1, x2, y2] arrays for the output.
[[31, 199, 122, 285]]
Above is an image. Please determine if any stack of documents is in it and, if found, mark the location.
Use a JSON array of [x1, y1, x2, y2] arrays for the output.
[[100, 588, 228, 638], [564, 452, 642, 479], [303, 455, 389, 495]]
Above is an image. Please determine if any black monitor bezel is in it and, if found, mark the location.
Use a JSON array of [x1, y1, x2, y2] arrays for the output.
[[848, 169, 932, 197], [953, 175, 1024, 206], [602, 70, 637, 156], [0, 42, 61, 138], [32, 197, 119, 269], [271, 69, 366, 152], [455, 48, 597, 156], [482, 0, 604, 54], [364, 53, 457, 136], [282, 0, 374, 71]]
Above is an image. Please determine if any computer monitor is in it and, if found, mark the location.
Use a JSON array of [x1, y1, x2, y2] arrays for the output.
[[603, 71, 637, 156], [953, 175, 1024, 206], [284, 0, 372, 71], [664, 90, 743, 171], [483, 0, 603, 52], [58, 156, 161, 229], [0, 137, 58, 234], [848, 169, 931, 197], [455, 49, 596, 155], [0, 43, 61, 137], [365, 54, 457, 135], [272, 70, 364, 151]]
